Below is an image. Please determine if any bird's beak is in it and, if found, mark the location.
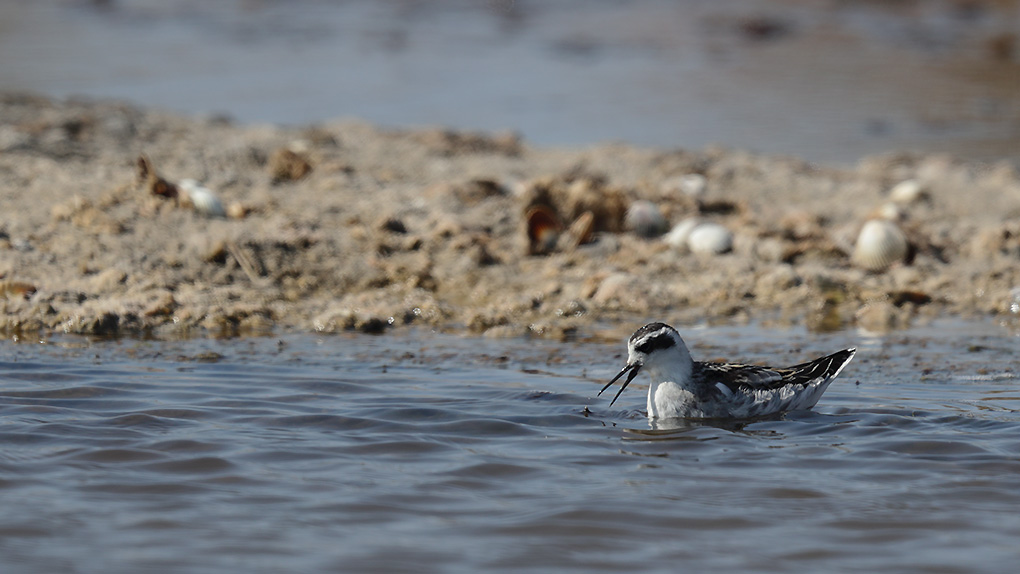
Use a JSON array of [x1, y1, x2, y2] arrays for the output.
[[598, 362, 642, 407]]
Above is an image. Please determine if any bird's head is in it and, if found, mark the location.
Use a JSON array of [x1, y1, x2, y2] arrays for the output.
[[599, 322, 691, 406]]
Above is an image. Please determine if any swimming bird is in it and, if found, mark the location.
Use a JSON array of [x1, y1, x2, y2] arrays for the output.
[[599, 322, 856, 419]]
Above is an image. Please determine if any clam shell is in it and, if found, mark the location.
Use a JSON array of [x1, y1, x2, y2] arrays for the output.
[[178, 179, 227, 218], [0, 280, 37, 300], [625, 200, 668, 238], [137, 155, 178, 199], [889, 179, 928, 205], [226, 201, 252, 220], [664, 218, 701, 252], [687, 222, 733, 255], [852, 219, 908, 272], [679, 174, 707, 197], [873, 202, 907, 222], [566, 210, 595, 248], [660, 174, 707, 198], [525, 205, 562, 255]]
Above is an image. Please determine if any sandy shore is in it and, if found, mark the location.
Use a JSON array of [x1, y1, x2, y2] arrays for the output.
[[1, 93, 1018, 340]]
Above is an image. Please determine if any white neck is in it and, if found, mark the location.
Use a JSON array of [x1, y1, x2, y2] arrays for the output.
[[641, 343, 695, 419], [643, 338, 693, 381]]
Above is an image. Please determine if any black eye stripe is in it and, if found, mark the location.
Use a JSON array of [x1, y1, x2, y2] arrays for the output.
[[634, 333, 675, 354]]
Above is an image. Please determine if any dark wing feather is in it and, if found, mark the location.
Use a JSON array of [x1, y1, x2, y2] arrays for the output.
[[695, 362, 787, 391], [696, 348, 856, 392], [781, 349, 856, 385]]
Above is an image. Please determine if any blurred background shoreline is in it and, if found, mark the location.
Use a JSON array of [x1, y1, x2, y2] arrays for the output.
[[2, 0, 1018, 165]]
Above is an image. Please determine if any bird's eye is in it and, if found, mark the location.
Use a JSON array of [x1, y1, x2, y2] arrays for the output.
[[635, 334, 674, 354]]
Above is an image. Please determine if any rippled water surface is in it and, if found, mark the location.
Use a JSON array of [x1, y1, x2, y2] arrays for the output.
[[1, 322, 1019, 573]]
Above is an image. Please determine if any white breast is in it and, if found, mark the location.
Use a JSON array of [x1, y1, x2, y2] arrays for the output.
[[647, 382, 703, 419]]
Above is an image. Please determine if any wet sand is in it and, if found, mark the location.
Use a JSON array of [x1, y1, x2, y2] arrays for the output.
[[1, 93, 1019, 339]]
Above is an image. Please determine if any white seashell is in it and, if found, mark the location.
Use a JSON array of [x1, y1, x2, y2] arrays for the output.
[[679, 174, 707, 197], [874, 202, 907, 222], [625, 200, 668, 238], [687, 222, 733, 255], [287, 139, 313, 154], [888, 179, 928, 205], [592, 272, 636, 304], [660, 174, 707, 198], [852, 219, 908, 272], [178, 179, 226, 218], [664, 218, 701, 251]]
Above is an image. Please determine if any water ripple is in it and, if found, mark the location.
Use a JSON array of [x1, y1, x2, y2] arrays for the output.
[[0, 326, 1018, 573]]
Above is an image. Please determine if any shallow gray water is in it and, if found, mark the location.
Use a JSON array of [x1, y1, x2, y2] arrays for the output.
[[1, 321, 1019, 573], [2, 0, 1018, 163]]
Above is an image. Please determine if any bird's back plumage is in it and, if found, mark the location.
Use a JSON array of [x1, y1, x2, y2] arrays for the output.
[[683, 348, 856, 418], [696, 348, 857, 392]]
